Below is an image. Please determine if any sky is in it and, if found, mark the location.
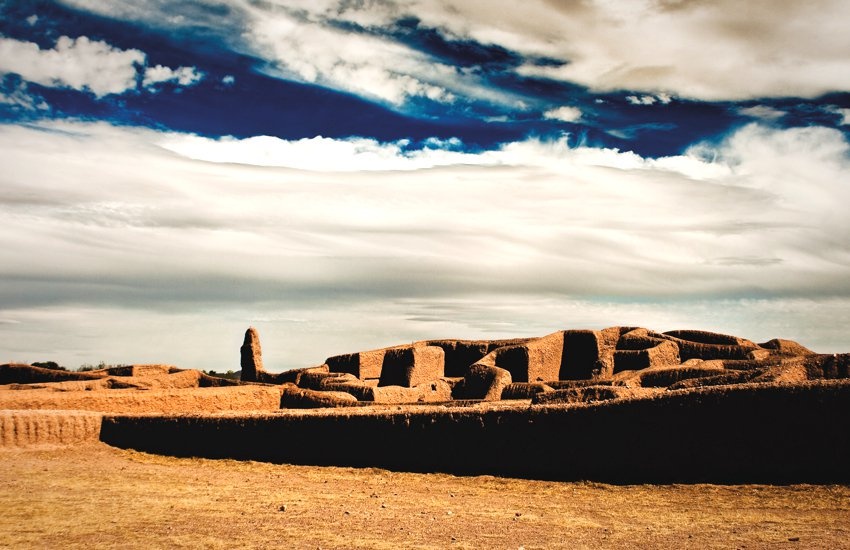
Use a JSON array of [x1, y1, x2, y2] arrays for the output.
[[1, 0, 849, 372]]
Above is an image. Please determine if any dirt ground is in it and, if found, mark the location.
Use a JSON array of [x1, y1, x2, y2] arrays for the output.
[[1, 444, 848, 549]]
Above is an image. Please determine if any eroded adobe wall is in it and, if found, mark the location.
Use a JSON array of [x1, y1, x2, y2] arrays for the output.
[[101, 380, 850, 483], [1, 410, 103, 448]]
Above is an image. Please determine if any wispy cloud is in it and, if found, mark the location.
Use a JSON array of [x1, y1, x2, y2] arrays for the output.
[[738, 105, 786, 120], [51, 0, 850, 114], [828, 106, 850, 126], [0, 77, 48, 112], [470, 0, 850, 101]]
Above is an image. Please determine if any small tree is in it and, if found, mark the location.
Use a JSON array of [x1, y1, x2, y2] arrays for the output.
[[32, 361, 66, 371]]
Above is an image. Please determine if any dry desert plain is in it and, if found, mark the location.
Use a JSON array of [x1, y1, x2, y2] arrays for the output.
[[2, 326, 850, 548]]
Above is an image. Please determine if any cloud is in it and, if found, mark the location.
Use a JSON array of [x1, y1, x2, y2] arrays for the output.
[[738, 105, 786, 120], [1, 119, 849, 368], [142, 65, 204, 89], [828, 106, 850, 126], [57, 0, 850, 106], [232, 4, 532, 109], [52, 0, 850, 109], [0, 35, 204, 98], [543, 105, 582, 123], [0, 77, 49, 112], [436, 0, 850, 101], [0, 35, 144, 97], [56, 0, 462, 106], [158, 134, 488, 171], [2, 119, 848, 295], [40, 1, 516, 109], [289, 0, 850, 102], [626, 93, 673, 106]]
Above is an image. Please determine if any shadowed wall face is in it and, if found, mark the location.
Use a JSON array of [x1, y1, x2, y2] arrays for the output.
[[379, 346, 445, 387], [426, 341, 490, 378], [99, 381, 850, 484], [560, 330, 605, 380], [326, 350, 386, 381]]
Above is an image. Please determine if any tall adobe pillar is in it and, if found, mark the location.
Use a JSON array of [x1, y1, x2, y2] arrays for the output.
[[240, 326, 264, 382]]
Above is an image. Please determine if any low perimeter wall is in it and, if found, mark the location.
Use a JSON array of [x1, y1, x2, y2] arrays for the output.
[[101, 380, 850, 484], [1, 410, 103, 448]]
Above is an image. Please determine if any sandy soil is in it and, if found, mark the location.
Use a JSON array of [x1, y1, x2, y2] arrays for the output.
[[1, 443, 848, 549]]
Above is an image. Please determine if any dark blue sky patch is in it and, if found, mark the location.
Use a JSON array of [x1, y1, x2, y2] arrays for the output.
[[588, 95, 743, 157], [391, 17, 526, 71]]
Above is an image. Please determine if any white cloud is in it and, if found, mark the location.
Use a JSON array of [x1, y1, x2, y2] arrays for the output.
[[626, 93, 673, 106], [828, 106, 850, 126], [423, 0, 850, 101], [738, 105, 786, 120], [0, 35, 144, 97], [241, 6, 461, 106], [0, 35, 204, 98], [46, 1, 519, 108], [1, 119, 849, 368], [54, 0, 850, 102], [0, 80, 49, 111], [543, 105, 582, 123], [222, 75, 235, 86], [143, 65, 204, 88], [158, 134, 489, 171]]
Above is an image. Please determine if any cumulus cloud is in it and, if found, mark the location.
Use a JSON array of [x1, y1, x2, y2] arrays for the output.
[[0, 35, 203, 98], [0, 35, 144, 97], [543, 106, 582, 123], [142, 65, 204, 89], [626, 93, 673, 106]]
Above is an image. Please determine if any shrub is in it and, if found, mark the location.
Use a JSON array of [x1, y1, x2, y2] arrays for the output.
[[31, 361, 66, 371]]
